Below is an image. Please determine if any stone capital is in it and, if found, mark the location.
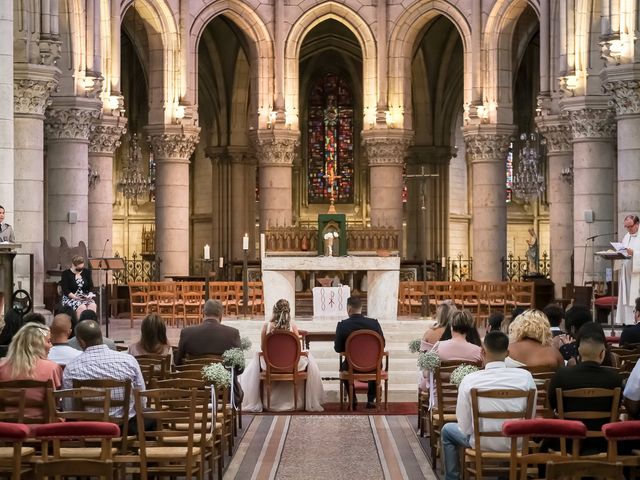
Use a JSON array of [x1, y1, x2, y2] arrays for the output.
[[251, 131, 299, 167], [89, 117, 127, 155], [362, 130, 413, 166], [535, 116, 572, 153], [147, 127, 200, 160], [566, 108, 616, 140], [45, 99, 102, 142], [13, 64, 60, 116], [462, 125, 514, 162], [602, 78, 640, 116]]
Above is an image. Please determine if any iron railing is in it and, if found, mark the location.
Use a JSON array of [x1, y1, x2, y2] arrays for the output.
[[501, 251, 550, 281], [112, 252, 160, 285], [446, 254, 473, 281]]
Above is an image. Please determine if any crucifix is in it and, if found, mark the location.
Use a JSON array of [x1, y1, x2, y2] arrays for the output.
[[323, 168, 342, 214], [403, 165, 440, 317]]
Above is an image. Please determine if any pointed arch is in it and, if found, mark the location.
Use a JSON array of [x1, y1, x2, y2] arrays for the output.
[[284, 2, 376, 130], [388, 1, 471, 130]]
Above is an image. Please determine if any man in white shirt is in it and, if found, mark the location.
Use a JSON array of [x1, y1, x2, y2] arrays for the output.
[[617, 214, 640, 324], [441, 331, 536, 480], [623, 357, 640, 419], [47, 314, 81, 365]]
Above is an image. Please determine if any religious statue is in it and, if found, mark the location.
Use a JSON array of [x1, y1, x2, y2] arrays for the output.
[[323, 231, 339, 256], [526, 227, 538, 273]]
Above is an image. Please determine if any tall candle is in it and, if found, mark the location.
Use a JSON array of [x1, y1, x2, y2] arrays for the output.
[[243, 233, 249, 250], [441, 256, 446, 267], [204, 244, 210, 260], [219, 257, 224, 268]]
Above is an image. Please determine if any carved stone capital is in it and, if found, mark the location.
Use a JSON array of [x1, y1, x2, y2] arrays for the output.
[[603, 79, 640, 116], [89, 119, 127, 154], [566, 108, 616, 140], [148, 130, 200, 160], [45, 106, 102, 141], [253, 136, 299, 167], [536, 118, 572, 153], [14, 78, 58, 116], [362, 132, 412, 166], [462, 131, 512, 162]]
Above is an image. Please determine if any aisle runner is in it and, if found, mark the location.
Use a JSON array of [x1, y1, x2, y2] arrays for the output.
[[223, 416, 436, 480]]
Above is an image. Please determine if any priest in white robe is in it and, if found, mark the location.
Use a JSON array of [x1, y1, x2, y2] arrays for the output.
[[617, 215, 640, 325]]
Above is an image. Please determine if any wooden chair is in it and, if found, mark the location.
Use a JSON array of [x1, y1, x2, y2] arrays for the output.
[[338, 330, 388, 412], [128, 282, 150, 328], [0, 422, 34, 480], [602, 420, 640, 466], [260, 330, 308, 411], [244, 281, 264, 315], [510, 282, 535, 309], [462, 388, 536, 480], [34, 459, 114, 480], [483, 281, 511, 315], [545, 460, 625, 479], [426, 281, 452, 316], [33, 421, 120, 463], [521, 365, 557, 418], [0, 379, 56, 423], [135, 354, 172, 383], [182, 290, 204, 326], [134, 388, 208, 480], [502, 418, 587, 480]]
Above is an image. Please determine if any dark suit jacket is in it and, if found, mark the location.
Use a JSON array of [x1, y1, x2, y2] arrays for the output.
[[175, 319, 241, 365], [60, 268, 94, 296], [620, 324, 640, 347], [548, 361, 622, 452], [334, 313, 384, 355]]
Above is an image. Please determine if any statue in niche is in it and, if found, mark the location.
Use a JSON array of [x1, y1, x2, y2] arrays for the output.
[[323, 230, 339, 256], [526, 227, 539, 273]]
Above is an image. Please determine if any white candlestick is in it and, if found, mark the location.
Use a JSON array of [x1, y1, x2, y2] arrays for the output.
[[204, 244, 211, 260], [441, 256, 446, 267], [219, 257, 224, 268], [243, 233, 249, 251]]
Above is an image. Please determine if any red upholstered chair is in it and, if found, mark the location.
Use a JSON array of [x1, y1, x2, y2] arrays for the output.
[[545, 460, 625, 479], [0, 422, 34, 480], [339, 330, 388, 411], [259, 330, 308, 411], [32, 421, 121, 462], [602, 420, 640, 465], [502, 418, 587, 480]]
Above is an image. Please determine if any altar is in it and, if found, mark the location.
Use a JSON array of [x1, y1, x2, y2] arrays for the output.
[[261, 255, 400, 320]]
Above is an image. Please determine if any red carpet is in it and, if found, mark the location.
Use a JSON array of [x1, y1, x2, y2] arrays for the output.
[[254, 402, 418, 415]]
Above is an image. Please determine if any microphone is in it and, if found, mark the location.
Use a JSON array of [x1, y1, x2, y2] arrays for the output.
[[99, 239, 109, 268], [586, 232, 617, 241]]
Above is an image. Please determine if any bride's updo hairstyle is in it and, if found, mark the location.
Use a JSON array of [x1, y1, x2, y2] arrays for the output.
[[271, 299, 291, 330]]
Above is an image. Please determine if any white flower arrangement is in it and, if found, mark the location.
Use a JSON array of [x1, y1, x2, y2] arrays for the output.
[[201, 363, 231, 388], [408, 338, 422, 354], [222, 348, 246, 370], [417, 351, 441, 371], [450, 364, 480, 386], [323, 231, 339, 240], [240, 337, 252, 351]]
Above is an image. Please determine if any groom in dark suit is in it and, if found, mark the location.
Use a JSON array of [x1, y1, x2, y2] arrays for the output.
[[334, 296, 385, 408]]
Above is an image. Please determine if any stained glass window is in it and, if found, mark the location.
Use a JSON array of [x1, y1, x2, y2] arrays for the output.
[[506, 141, 513, 202], [307, 73, 354, 204]]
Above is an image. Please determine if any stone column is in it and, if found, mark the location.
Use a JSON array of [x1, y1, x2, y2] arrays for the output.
[[13, 66, 59, 308], [45, 97, 102, 252], [0, 5, 13, 215], [566, 105, 616, 286], [148, 127, 199, 277], [229, 147, 256, 260], [362, 130, 412, 232], [88, 114, 126, 257], [602, 68, 640, 226], [252, 131, 298, 229], [463, 126, 514, 281], [536, 116, 573, 296]]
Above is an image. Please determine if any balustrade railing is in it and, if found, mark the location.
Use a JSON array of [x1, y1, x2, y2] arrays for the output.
[[501, 251, 550, 281], [446, 254, 473, 281], [112, 252, 160, 285]]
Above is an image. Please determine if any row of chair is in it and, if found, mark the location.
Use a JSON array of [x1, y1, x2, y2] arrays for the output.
[[128, 281, 264, 327], [399, 280, 534, 320]]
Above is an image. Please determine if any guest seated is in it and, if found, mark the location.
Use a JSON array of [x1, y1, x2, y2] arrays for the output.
[[430, 310, 482, 362], [60, 255, 97, 317], [545, 303, 566, 337], [0, 323, 62, 419], [240, 299, 325, 412], [506, 309, 564, 369], [0, 309, 25, 347], [22, 312, 46, 325], [421, 300, 456, 351], [48, 314, 81, 366], [620, 297, 640, 347], [567, 322, 620, 368], [440, 331, 536, 480], [128, 313, 172, 359], [547, 323, 623, 454], [67, 311, 118, 351], [486, 312, 504, 333], [624, 356, 640, 419]]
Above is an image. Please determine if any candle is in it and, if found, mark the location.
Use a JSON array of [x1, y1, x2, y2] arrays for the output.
[[243, 233, 249, 251], [441, 256, 446, 267], [204, 244, 210, 260], [219, 257, 224, 268]]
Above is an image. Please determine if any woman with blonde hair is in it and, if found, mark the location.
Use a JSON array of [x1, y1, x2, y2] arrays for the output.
[[0, 323, 63, 418], [241, 298, 325, 412], [506, 309, 564, 369], [128, 313, 172, 357], [421, 300, 457, 351]]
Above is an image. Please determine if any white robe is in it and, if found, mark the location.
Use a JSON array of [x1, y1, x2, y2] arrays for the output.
[[616, 232, 640, 324]]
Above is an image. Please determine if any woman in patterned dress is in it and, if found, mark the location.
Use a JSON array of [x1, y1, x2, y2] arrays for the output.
[[60, 255, 96, 317]]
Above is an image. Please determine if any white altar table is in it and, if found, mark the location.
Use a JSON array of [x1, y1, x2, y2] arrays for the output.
[[261, 255, 400, 320], [312, 286, 350, 317]]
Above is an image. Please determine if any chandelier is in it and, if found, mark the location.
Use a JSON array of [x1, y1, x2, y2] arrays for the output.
[[117, 133, 152, 205], [513, 132, 545, 202]]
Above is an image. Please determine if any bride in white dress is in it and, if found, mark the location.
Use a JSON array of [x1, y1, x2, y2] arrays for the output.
[[240, 299, 325, 412]]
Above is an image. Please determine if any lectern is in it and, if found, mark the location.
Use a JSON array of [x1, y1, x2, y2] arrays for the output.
[[0, 243, 21, 314], [89, 257, 125, 337], [595, 250, 628, 334]]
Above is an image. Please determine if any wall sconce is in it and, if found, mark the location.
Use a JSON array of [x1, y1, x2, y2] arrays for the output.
[[561, 166, 573, 185], [88, 166, 100, 189]]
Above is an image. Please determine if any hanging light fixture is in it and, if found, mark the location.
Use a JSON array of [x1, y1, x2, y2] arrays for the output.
[[513, 132, 545, 202], [118, 132, 151, 205]]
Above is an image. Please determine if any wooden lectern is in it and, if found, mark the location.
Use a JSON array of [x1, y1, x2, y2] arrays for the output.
[[89, 257, 125, 337], [595, 249, 628, 334], [0, 243, 21, 314]]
